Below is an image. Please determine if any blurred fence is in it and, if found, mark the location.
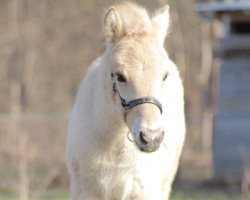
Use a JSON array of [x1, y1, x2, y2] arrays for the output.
[[0, 0, 218, 199]]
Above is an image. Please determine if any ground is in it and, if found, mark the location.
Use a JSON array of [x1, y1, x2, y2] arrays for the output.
[[0, 186, 242, 200]]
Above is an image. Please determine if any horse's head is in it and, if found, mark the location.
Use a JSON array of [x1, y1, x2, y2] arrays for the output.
[[104, 3, 171, 152]]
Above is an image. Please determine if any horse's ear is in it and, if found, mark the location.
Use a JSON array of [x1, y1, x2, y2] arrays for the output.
[[104, 7, 123, 42], [151, 5, 170, 45]]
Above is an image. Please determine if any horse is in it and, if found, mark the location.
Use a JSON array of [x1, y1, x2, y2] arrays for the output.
[[67, 2, 185, 200]]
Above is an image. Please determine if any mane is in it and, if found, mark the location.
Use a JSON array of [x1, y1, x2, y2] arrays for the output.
[[110, 2, 153, 37]]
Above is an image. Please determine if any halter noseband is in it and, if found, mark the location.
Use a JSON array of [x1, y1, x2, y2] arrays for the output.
[[111, 73, 163, 114]]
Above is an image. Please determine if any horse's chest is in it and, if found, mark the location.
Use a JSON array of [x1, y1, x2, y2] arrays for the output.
[[85, 147, 168, 199], [96, 165, 143, 199]]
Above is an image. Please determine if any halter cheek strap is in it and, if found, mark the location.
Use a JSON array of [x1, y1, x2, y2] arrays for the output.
[[111, 73, 163, 114]]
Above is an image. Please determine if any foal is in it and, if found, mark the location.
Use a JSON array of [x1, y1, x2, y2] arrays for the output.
[[67, 2, 185, 200]]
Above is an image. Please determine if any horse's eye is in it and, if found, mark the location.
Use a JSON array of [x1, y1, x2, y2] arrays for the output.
[[163, 73, 168, 81], [117, 74, 127, 83]]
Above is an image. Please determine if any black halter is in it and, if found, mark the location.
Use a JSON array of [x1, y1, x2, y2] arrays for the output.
[[111, 73, 163, 114]]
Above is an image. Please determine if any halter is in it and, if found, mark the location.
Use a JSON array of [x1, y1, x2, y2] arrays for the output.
[[111, 73, 163, 114]]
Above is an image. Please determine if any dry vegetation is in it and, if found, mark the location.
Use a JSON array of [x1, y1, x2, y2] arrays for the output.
[[0, 0, 226, 199]]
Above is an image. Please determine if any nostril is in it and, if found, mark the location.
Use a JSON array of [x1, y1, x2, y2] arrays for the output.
[[139, 131, 148, 145]]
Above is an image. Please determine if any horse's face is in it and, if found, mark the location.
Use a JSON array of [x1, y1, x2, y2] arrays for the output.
[[112, 38, 170, 152], [104, 3, 170, 152]]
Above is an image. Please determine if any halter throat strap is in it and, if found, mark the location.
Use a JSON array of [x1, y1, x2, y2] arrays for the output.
[[111, 73, 163, 114]]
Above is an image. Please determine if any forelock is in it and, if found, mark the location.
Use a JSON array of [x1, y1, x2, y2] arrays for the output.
[[112, 2, 152, 37]]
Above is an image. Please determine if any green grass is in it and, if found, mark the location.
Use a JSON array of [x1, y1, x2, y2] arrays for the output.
[[39, 188, 69, 200], [171, 190, 240, 200], [0, 188, 70, 200], [0, 192, 14, 200], [0, 187, 241, 200]]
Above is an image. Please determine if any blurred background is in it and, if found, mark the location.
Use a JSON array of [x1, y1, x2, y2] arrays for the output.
[[1, 0, 250, 199]]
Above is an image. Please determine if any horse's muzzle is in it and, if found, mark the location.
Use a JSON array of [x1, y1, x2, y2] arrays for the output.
[[137, 127, 164, 152]]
